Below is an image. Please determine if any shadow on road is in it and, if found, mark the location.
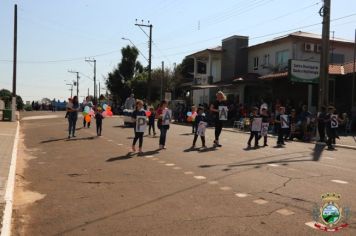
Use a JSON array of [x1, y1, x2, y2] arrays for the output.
[[106, 152, 135, 162], [140, 149, 160, 156], [180, 133, 194, 136], [311, 143, 325, 161], [41, 136, 96, 143], [198, 151, 312, 171], [113, 125, 131, 128]]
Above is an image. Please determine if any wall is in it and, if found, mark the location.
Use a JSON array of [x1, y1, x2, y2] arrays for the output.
[[222, 36, 248, 81], [193, 89, 210, 106]]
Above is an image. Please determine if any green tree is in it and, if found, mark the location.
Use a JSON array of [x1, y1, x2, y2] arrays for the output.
[[105, 45, 142, 106], [0, 89, 24, 110]]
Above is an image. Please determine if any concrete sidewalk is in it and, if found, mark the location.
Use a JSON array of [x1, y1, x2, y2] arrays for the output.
[[223, 127, 356, 150], [0, 121, 18, 234]]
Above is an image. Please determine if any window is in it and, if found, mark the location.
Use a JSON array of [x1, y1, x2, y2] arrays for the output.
[[253, 57, 259, 70], [330, 53, 345, 64], [276, 50, 289, 67], [197, 61, 206, 74], [263, 54, 270, 66]]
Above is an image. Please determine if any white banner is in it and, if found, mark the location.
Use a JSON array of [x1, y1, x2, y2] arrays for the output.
[[281, 115, 289, 128], [218, 106, 228, 121], [331, 114, 338, 128], [261, 122, 269, 136], [136, 116, 147, 132], [197, 121, 208, 136], [251, 118, 262, 132], [162, 109, 172, 125]]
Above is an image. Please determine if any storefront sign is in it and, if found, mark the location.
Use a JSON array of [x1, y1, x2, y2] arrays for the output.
[[289, 60, 319, 83]]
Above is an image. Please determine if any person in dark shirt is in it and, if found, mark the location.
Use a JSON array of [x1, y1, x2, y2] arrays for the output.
[[191, 107, 207, 148], [209, 91, 228, 147], [247, 107, 260, 148], [95, 107, 104, 136], [275, 106, 289, 146], [325, 106, 341, 150], [288, 109, 298, 141], [148, 107, 156, 136], [131, 99, 147, 153], [317, 106, 327, 142]]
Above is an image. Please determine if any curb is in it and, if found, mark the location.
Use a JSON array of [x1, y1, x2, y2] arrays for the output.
[[1, 121, 20, 236]]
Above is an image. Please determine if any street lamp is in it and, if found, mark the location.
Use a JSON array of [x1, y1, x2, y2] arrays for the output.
[[121, 37, 149, 63]]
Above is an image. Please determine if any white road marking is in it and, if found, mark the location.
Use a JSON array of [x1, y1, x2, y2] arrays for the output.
[[165, 163, 175, 166], [324, 156, 334, 160], [219, 186, 232, 191], [1, 121, 20, 236], [117, 144, 123, 146], [173, 167, 182, 170], [193, 176, 206, 180], [331, 179, 348, 184], [235, 193, 249, 198], [253, 199, 268, 205], [305, 221, 318, 229], [208, 181, 219, 185], [145, 155, 154, 158], [22, 115, 62, 120], [152, 158, 159, 161], [276, 209, 295, 216], [184, 171, 194, 175], [158, 161, 166, 164], [267, 164, 279, 167], [107, 139, 113, 142]]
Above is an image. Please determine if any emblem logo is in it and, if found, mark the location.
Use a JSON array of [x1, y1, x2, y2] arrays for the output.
[[312, 193, 351, 232]]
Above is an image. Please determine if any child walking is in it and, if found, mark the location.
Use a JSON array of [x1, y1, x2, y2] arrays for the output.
[[247, 107, 260, 148], [95, 107, 104, 136], [156, 100, 171, 149], [259, 107, 269, 146], [148, 107, 156, 136], [132, 100, 146, 153], [191, 105, 197, 134], [275, 106, 289, 146], [191, 107, 207, 148]]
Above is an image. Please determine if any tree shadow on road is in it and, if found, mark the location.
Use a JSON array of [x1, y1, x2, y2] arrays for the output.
[[106, 152, 136, 162]]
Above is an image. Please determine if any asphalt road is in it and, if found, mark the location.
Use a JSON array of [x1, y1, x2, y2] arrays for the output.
[[12, 111, 356, 235]]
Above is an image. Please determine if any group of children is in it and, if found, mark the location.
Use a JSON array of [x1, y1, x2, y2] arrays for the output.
[[246, 105, 341, 150]]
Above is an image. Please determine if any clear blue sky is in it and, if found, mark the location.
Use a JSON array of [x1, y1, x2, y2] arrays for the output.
[[1, 0, 356, 102]]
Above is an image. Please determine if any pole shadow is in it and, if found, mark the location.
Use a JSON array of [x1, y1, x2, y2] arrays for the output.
[[312, 142, 325, 161]]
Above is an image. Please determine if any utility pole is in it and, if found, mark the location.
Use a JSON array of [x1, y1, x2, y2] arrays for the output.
[[66, 83, 73, 97], [161, 61, 164, 101], [68, 70, 79, 98], [135, 19, 153, 101], [11, 4, 17, 121], [318, 0, 331, 110], [352, 29, 356, 107], [87, 88, 89, 97], [85, 58, 97, 103], [99, 82, 101, 98]]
